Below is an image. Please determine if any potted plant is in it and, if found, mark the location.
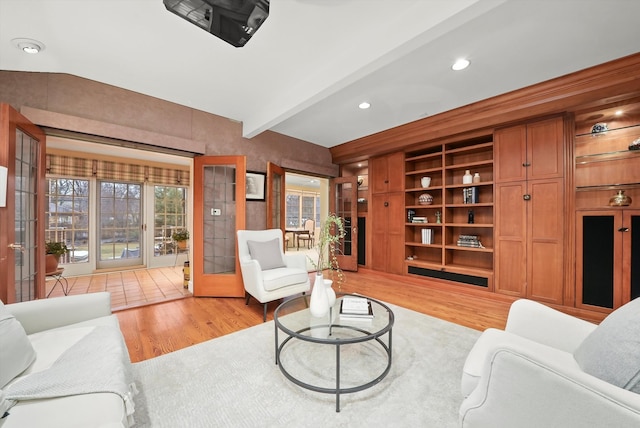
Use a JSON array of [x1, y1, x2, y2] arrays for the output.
[[45, 241, 69, 273], [308, 214, 346, 317], [172, 229, 190, 249]]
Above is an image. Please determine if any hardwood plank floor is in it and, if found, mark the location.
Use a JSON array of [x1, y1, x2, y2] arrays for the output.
[[116, 269, 512, 363]]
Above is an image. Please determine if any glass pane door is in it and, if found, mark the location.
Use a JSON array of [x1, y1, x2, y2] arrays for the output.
[[332, 177, 358, 271], [13, 130, 40, 301], [97, 181, 143, 268], [193, 156, 245, 297]]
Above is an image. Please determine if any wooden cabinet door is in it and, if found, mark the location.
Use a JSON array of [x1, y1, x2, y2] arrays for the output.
[[527, 116, 564, 180], [495, 179, 565, 303], [386, 192, 405, 274], [370, 152, 404, 194], [495, 182, 527, 296], [576, 210, 640, 311], [371, 193, 389, 270], [495, 125, 527, 183], [370, 156, 389, 194], [386, 152, 405, 192], [527, 178, 564, 304], [495, 116, 564, 183], [371, 192, 404, 274]]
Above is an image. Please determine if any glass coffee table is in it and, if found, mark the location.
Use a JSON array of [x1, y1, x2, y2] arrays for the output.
[[274, 293, 394, 412]]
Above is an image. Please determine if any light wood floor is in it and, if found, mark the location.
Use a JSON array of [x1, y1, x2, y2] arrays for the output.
[[116, 269, 513, 363]]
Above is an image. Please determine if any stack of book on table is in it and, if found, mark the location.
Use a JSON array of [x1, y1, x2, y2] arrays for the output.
[[339, 296, 374, 320]]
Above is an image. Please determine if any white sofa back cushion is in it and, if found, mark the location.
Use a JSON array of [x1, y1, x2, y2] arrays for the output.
[[574, 297, 640, 393], [0, 301, 36, 389]]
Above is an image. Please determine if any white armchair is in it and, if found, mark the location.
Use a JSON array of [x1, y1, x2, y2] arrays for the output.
[[237, 229, 310, 321], [460, 298, 640, 427]]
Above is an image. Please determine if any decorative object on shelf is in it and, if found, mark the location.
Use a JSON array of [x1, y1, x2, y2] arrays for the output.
[[435, 211, 442, 224], [308, 214, 346, 317], [421, 176, 431, 188], [591, 122, 608, 134], [357, 176, 364, 186], [45, 241, 69, 273], [473, 172, 481, 183], [609, 190, 632, 207], [629, 137, 640, 151], [172, 229, 190, 249], [463, 170, 473, 184], [468, 209, 475, 224], [419, 193, 433, 205], [411, 216, 427, 223], [357, 198, 367, 203], [407, 209, 416, 222]]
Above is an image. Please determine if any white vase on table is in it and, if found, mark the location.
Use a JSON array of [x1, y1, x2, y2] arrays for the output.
[[310, 273, 330, 317]]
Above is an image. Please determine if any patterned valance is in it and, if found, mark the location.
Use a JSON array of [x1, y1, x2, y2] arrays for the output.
[[46, 154, 190, 186]]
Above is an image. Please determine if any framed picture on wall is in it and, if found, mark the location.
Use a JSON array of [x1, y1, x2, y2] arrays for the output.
[[246, 171, 266, 201]]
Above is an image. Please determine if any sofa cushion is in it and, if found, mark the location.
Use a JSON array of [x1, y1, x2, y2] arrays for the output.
[[574, 297, 640, 392], [262, 267, 308, 291], [0, 301, 36, 389], [247, 238, 286, 270]]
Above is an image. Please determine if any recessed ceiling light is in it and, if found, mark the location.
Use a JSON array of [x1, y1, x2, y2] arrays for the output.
[[615, 110, 623, 116], [11, 38, 45, 54], [359, 102, 371, 109], [452, 58, 470, 71]]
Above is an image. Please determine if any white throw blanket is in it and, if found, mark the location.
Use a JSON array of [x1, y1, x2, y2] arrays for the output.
[[4, 326, 137, 426]]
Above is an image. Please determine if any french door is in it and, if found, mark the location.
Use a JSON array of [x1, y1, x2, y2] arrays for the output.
[[192, 156, 246, 297], [0, 104, 46, 303], [96, 181, 143, 269], [331, 177, 359, 271]]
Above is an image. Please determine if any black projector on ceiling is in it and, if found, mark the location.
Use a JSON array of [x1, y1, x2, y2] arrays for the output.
[[163, 0, 269, 47]]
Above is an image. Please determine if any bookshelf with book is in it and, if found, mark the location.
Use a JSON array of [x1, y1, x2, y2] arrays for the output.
[[405, 136, 494, 289]]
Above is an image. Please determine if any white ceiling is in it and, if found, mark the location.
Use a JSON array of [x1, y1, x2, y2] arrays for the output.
[[1, 0, 639, 149]]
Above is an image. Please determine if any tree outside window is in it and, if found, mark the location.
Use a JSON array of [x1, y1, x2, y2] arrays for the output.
[[154, 186, 188, 256], [46, 179, 90, 264]]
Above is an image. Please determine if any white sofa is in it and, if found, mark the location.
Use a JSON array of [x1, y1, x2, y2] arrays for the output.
[[460, 298, 640, 427], [0, 292, 137, 428]]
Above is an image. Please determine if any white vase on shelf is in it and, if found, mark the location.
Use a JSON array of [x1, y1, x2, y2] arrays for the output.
[[421, 176, 431, 188], [463, 170, 473, 184], [310, 273, 330, 317]]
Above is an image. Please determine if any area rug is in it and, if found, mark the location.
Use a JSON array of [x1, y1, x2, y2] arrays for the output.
[[131, 303, 480, 427]]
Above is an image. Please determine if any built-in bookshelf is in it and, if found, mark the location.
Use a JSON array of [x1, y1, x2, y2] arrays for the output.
[[405, 137, 494, 288]]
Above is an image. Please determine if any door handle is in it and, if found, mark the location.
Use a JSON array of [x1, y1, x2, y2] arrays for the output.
[[384, 201, 389, 207], [619, 227, 630, 232], [8, 243, 25, 252], [523, 194, 531, 201]]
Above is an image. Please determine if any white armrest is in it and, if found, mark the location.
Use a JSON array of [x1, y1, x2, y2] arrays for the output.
[[6, 292, 112, 334], [239, 259, 266, 301], [460, 338, 640, 427], [505, 299, 597, 353]]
